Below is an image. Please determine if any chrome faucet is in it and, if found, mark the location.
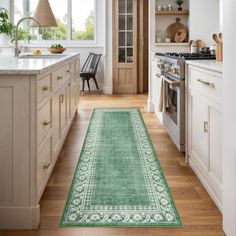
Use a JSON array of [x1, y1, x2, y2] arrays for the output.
[[15, 17, 42, 57]]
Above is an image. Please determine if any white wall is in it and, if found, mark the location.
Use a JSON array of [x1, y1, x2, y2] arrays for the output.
[[223, 0, 236, 235], [219, 0, 223, 31], [103, 0, 113, 94], [189, 0, 220, 46], [0, 0, 10, 9]]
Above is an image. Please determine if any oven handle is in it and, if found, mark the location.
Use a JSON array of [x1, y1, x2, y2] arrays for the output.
[[163, 77, 180, 87]]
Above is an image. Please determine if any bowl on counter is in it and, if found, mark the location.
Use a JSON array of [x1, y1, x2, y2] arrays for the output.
[[47, 48, 66, 54]]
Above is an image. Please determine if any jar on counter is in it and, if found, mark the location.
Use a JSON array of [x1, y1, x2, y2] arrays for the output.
[[190, 41, 197, 53]]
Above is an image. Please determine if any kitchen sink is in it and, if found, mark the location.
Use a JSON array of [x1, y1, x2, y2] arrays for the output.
[[19, 54, 66, 59]]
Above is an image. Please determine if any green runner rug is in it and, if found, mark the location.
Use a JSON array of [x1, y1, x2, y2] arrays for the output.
[[60, 108, 182, 227]]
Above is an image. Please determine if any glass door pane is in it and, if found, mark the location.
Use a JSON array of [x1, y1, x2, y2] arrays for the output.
[[118, 0, 134, 63], [127, 0, 133, 13], [119, 32, 126, 46], [127, 32, 133, 46], [127, 15, 133, 30], [119, 48, 126, 63], [119, 0, 126, 13]]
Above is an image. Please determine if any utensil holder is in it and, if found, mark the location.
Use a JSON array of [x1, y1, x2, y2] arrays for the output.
[[216, 42, 223, 61]]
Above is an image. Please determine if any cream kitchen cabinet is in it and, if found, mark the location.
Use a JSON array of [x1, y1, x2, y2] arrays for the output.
[[52, 84, 68, 158], [186, 61, 223, 212], [151, 54, 163, 123], [0, 54, 80, 229]]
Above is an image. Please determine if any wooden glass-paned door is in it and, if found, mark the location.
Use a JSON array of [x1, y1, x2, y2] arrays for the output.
[[113, 0, 137, 94], [118, 0, 133, 63]]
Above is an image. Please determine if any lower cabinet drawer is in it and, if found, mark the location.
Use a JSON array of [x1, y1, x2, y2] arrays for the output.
[[189, 67, 222, 105], [53, 64, 71, 90], [37, 136, 52, 197], [38, 100, 51, 145], [37, 74, 51, 103]]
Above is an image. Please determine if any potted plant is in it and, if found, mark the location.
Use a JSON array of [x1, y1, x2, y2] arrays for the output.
[[0, 8, 15, 45], [176, 0, 184, 11]]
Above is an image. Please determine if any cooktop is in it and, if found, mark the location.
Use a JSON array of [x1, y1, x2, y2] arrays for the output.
[[155, 52, 216, 60]]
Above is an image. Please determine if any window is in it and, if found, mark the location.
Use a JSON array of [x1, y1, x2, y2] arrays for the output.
[[13, 0, 95, 41]]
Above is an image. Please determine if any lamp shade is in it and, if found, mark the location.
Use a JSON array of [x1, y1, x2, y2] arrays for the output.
[[30, 0, 57, 27]]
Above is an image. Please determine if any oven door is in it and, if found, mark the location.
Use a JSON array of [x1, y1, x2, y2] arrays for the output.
[[163, 76, 180, 124], [162, 75, 185, 152]]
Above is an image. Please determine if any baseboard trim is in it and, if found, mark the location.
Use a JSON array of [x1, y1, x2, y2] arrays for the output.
[[103, 86, 112, 94], [147, 98, 154, 112], [189, 159, 223, 213], [0, 205, 40, 229]]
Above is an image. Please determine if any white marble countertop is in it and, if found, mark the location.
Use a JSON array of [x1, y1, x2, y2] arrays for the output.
[[186, 60, 223, 73], [0, 53, 80, 75]]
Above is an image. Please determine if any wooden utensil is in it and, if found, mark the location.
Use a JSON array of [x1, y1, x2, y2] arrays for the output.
[[216, 43, 223, 61], [219, 32, 223, 42], [212, 34, 220, 43], [212, 33, 223, 61]]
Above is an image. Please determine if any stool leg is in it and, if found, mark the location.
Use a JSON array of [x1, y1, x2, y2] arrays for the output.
[[87, 79, 90, 93], [82, 78, 85, 96], [92, 76, 99, 90]]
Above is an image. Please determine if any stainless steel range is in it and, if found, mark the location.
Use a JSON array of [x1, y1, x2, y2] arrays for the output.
[[154, 52, 216, 152]]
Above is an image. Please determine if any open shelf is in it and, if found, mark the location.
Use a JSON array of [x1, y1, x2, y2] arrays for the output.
[[155, 10, 189, 16], [155, 42, 190, 46]]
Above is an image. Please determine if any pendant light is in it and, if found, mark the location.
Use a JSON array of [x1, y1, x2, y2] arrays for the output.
[[30, 0, 57, 27]]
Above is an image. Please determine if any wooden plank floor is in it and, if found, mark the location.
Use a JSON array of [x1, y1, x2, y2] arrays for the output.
[[0, 94, 225, 236]]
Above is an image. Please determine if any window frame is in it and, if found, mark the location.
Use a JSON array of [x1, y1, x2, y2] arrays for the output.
[[11, 0, 97, 45]]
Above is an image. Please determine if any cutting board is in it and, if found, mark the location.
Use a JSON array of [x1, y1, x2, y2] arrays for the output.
[[166, 18, 188, 43]]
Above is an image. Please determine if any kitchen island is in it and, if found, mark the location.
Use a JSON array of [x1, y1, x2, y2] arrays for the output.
[[0, 53, 80, 229]]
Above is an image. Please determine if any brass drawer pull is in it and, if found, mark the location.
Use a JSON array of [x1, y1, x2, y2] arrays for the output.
[[42, 86, 49, 92], [43, 120, 50, 126], [43, 163, 50, 170], [204, 121, 208, 133], [67, 70, 71, 73], [57, 76, 63, 80], [59, 94, 64, 103], [197, 79, 214, 88]]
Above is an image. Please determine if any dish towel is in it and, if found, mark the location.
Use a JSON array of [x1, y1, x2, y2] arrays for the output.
[[158, 75, 172, 112]]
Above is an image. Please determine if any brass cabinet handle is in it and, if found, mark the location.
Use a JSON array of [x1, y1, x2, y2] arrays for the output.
[[197, 79, 214, 88], [57, 76, 63, 80], [204, 121, 208, 133], [43, 163, 50, 170], [42, 86, 49, 92], [67, 70, 71, 73], [43, 120, 50, 126], [59, 94, 64, 103]]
